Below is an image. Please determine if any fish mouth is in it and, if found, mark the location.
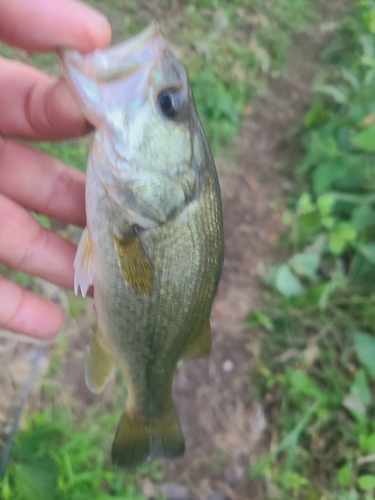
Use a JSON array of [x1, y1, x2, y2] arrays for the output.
[[59, 23, 167, 169], [60, 22, 166, 84]]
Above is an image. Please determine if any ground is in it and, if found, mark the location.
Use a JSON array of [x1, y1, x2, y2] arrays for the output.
[[0, 8, 336, 500]]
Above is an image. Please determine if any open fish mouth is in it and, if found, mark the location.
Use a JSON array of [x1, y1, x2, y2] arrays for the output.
[[59, 23, 167, 124], [60, 22, 166, 83]]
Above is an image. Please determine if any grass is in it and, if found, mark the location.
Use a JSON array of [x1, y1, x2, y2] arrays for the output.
[[249, 1, 375, 498], [0, 403, 162, 500]]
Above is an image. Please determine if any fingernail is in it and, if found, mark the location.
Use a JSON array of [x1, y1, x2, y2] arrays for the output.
[[85, 8, 112, 48], [87, 9, 111, 28], [94, 13, 110, 28]]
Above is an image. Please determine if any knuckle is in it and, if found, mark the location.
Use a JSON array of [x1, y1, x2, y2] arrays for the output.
[[0, 274, 26, 332], [25, 77, 53, 135], [18, 222, 49, 271], [42, 164, 73, 215]]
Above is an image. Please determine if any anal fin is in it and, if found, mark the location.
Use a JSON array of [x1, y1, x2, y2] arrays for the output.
[[86, 325, 116, 394], [74, 227, 94, 297], [112, 228, 154, 295], [111, 403, 185, 468], [183, 321, 212, 359]]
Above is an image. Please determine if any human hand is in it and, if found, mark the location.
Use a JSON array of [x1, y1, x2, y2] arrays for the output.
[[0, 0, 111, 338]]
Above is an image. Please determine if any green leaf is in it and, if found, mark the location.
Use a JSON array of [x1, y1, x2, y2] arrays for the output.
[[314, 84, 347, 103], [338, 463, 353, 487], [274, 264, 304, 296], [313, 162, 345, 195], [341, 68, 359, 89], [358, 244, 375, 264], [13, 460, 58, 500], [317, 193, 335, 216], [351, 207, 375, 232], [355, 332, 375, 378], [298, 134, 339, 173], [318, 272, 346, 310], [265, 265, 278, 286], [363, 9, 375, 33], [358, 475, 375, 491], [352, 125, 375, 152], [303, 99, 328, 127], [277, 401, 319, 453], [328, 223, 356, 255], [350, 369, 371, 406], [289, 252, 320, 281], [297, 192, 315, 213], [359, 433, 375, 453], [247, 309, 274, 331], [287, 369, 320, 398]]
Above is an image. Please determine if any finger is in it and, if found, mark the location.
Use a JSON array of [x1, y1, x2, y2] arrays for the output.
[[0, 58, 94, 139], [0, 275, 63, 338], [0, 193, 76, 290], [0, 0, 111, 54], [0, 139, 86, 227]]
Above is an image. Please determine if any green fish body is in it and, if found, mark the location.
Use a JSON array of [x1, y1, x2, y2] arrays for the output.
[[60, 23, 224, 467]]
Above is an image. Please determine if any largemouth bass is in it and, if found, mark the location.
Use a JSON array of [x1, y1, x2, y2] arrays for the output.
[[59, 23, 224, 468]]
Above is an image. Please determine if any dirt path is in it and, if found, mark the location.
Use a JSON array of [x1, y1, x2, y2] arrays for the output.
[[164, 27, 330, 499]]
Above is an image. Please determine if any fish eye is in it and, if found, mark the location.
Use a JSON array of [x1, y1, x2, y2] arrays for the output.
[[158, 89, 182, 119]]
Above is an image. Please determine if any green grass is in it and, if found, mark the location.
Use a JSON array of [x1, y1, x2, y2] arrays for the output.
[[1, 338, 161, 500], [176, 0, 314, 153], [249, 1, 375, 498], [1, 403, 161, 500]]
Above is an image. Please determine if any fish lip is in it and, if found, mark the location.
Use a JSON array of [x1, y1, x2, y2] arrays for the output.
[[59, 22, 166, 83]]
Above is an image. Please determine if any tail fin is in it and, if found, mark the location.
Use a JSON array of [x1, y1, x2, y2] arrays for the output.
[[111, 405, 185, 468]]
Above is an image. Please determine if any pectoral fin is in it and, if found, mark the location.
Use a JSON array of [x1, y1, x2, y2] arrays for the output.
[[183, 321, 212, 359], [112, 230, 154, 295], [86, 325, 116, 394], [74, 227, 94, 297]]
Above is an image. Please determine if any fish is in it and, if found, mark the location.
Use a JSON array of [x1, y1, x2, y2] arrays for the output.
[[59, 23, 224, 468]]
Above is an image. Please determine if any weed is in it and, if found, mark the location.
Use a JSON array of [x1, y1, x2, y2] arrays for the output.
[[250, 1, 375, 498], [179, 0, 313, 153], [0, 404, 160, 499]]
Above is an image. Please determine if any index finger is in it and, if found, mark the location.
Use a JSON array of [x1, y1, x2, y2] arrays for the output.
[[0, 0, 111, 54]]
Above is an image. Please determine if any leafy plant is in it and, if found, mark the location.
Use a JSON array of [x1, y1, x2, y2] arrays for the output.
[[1, 405, 160, 500], [179, 0, 313, 153], [250, 1, 375, 498]]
